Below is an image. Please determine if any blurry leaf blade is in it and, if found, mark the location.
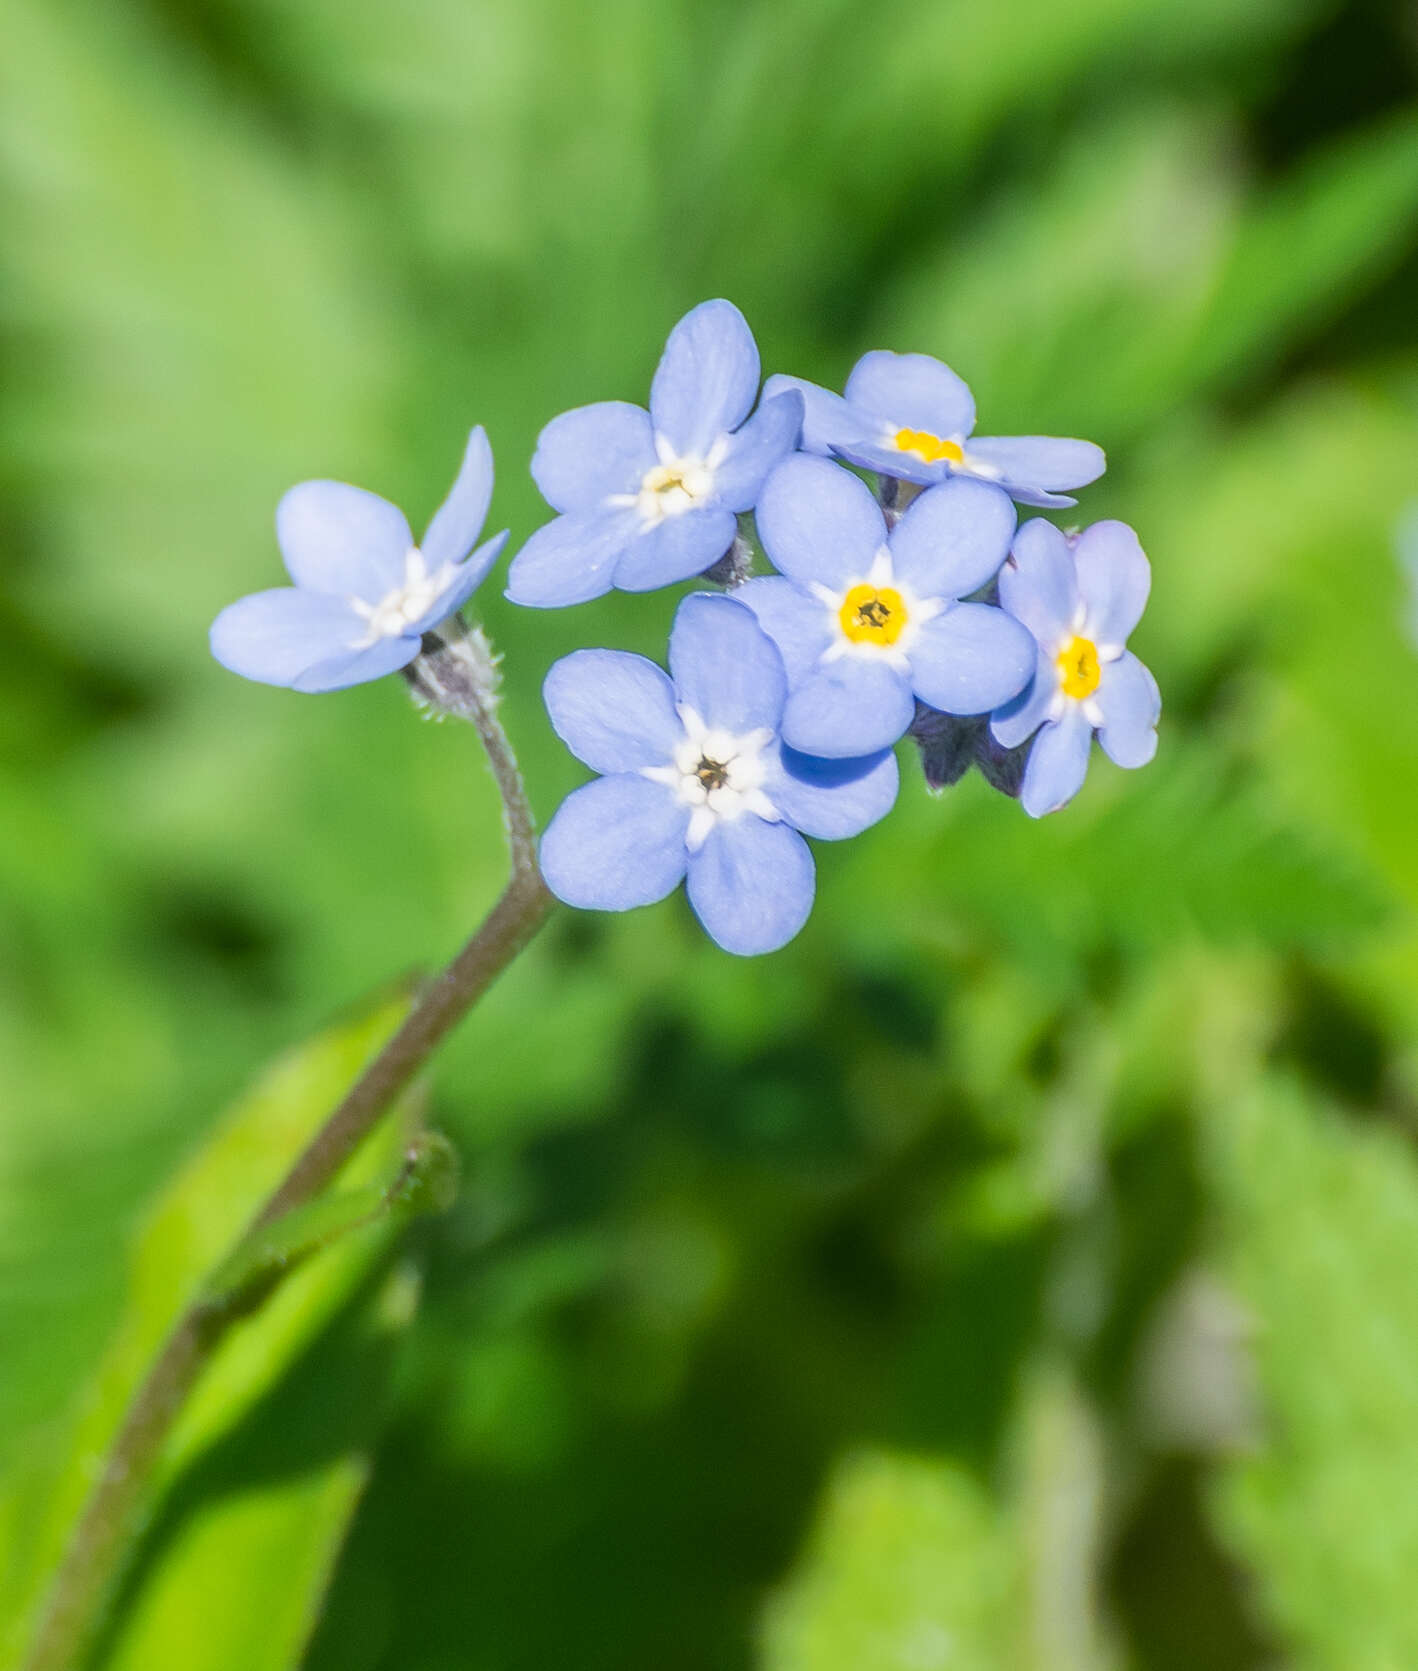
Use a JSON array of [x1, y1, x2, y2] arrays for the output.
[[1193, 111, 1418, 390], [101, 1459, 369, 1671], [0, 991, 413, 1663], [761, 1449, 1021, 1671], [1204, 1079, 1418, 1668]]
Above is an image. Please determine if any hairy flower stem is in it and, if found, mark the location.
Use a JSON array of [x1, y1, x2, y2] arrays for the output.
[[23, 633, 553, 1671]]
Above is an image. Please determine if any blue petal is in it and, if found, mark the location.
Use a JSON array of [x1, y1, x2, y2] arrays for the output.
[[539, 774, 689, 911], [1074, 521, 1151, 649], [407, 530, 509, 634], [421, 426, 494, 570], [964, 435, 1105, 499], [763, 374, 878, 456], [276, 481, 413, 603], [844, 350, 976, 437], [756, 454, 886, 589], [990, 648, 1056, 749], [1095, 651, 1160, 768], [831, 438, 950, 487], [908, 602, 1037, 715], [781, 657, 914, 758], [999, 519, 1079, 648], [504, 508, 639, 608], [888, 477, 1017, 600], [735, 576, 834, 685], [649, 299, 759, 459], [686, 817, 815, 955], [713, 390, 803, 511], [210, 588, 395, 690], [613, 506, 737, 592], [763, 741, 899, 840], [1020, 706, 1093, 818], [991, 484, 1080, 510], [668, 593, 786, 731], [291, 636, 424, 693], [544, 649, 682, 773], [530, 401, 657, 514]]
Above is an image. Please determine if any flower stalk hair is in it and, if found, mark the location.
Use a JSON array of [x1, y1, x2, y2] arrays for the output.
[[26, 296, 1157, 1671]]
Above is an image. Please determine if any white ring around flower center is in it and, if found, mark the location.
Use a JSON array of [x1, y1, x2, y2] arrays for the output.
[[812, 547, 944, 673], [640, 705, 779, 852], [607, 433, 730, 527], [350, 547, 459, 646]]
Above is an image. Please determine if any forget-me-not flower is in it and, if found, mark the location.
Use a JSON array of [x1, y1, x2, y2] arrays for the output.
[[505, 300, 802, 608], [539, 593, 898, 955], [991, 518, 1160, 817], [765, 350, 1104, 508], [735, 455, 1036, 758], [210, 429, 508, 692]]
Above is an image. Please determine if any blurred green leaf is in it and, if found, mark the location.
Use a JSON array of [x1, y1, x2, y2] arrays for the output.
[[100, 1261, 422, 1671], [884, 107, 1418, 441], [1192, 111, 1418, 393], [760, 1449, 1022, 1671], [0, 990, 418, 1666], [101, 1459, 370, 1671], [1205, 1080, 1418, 1669]]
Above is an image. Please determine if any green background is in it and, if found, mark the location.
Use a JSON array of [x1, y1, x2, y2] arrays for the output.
[[4, 0, 1418, 1665]]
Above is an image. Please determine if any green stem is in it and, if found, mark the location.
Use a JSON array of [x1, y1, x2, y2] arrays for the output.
[[23, 637, 553, 1671]]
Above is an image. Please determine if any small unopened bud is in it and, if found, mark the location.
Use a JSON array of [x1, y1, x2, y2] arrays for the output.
[[974, 726, 1028, 797], [908, 702, 1026, 797], [878, 476, 924, 528], [701, 531, 756, 590], [909, 704, 980, 791]]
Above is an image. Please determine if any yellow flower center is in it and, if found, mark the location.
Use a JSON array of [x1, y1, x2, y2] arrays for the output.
[[1057, 635, 1101, 700], [894, 428, 964, 465], [839, 584, 908, 646]]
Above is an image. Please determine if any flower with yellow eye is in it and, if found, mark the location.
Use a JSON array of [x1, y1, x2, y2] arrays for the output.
[[505, 299, 802, 608], [765, 350, 1104, 509], [735, 455, 1036, 759], [990, 519, 1160, 817]]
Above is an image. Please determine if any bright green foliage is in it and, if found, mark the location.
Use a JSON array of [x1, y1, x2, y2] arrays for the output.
[[3, 0, 1418, 1664], [761, 1451, 1021, 1671], [1207, 1080, 1418, 1671], [100, 1458, 371, 1671], [0, 995, 421, 1667]]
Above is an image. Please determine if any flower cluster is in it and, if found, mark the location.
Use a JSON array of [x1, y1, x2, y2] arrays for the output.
[[211, 299, 1160, 955]]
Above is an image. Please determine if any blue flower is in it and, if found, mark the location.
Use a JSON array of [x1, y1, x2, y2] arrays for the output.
[[734, 455, 1036, 758], [505, 300, 803, 608], [539, 593, 898, 955], [211, 429, 508, 692], [765, 350, 1104, 508], [991, 518, 1161, 817]]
